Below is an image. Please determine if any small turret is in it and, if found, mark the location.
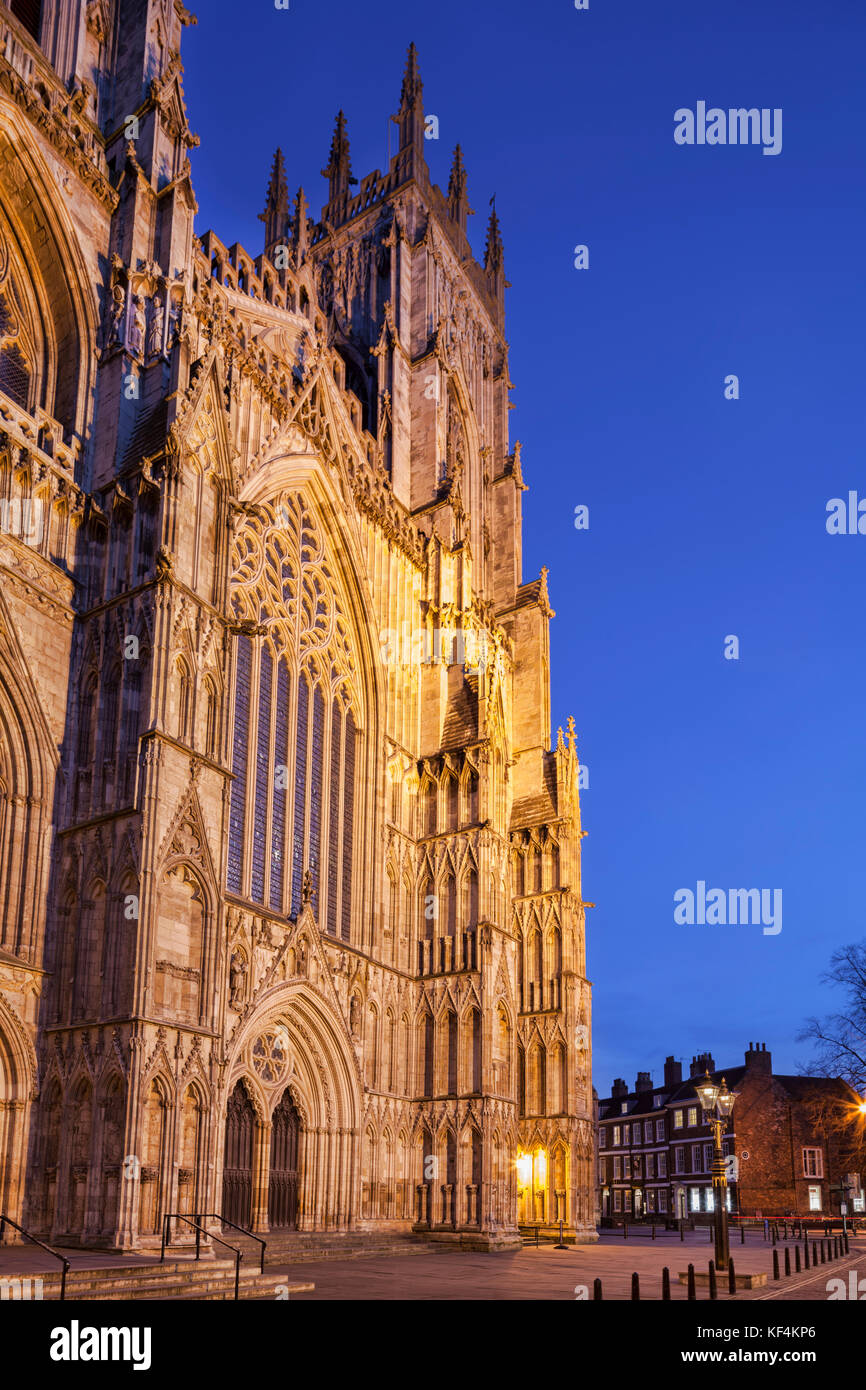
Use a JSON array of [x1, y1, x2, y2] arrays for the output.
[[447, 144, 473, 234], [322, 110, 357, 212], [259, 147, 289, 254], [484, 197, 507, 309], [395, 42, 426, 179]]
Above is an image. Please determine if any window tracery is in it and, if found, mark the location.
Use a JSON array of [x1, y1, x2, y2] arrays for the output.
[[227, 494, 359, 938]]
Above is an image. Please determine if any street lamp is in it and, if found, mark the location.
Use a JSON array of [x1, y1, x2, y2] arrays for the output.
[[695, 1072, 737, 1269]]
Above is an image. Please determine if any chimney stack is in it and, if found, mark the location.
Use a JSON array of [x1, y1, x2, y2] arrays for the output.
[[690, 1052, 716, 1078], [611, 1078, 629, 1100], [745, 1041, 772, 1074], [663, 1056, 682, 1088], [635, 1071, 653, 1093]]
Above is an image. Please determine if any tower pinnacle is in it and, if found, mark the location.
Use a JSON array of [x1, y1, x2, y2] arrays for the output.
[[396, 42, 426, 175], [448, 144, 474, 234], [259, 147, 289, 252], [322, 110, 357, 211]]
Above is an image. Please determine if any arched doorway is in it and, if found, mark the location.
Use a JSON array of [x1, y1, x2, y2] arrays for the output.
[[268, 1089, 300, 1229], [222, 1081, 255, 1228]]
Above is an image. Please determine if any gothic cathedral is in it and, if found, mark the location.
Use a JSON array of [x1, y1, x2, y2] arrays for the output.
[[0, 0, 595, 1252]]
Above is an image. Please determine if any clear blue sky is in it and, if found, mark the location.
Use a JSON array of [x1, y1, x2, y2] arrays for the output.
[[182, 1, 866, 1094]]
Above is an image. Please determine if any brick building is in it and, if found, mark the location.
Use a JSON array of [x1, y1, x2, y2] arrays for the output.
[[597, 1043, 865, 1222]]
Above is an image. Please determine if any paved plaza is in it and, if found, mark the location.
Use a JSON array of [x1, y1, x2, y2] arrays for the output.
[[278, 1231, 866, 1302]]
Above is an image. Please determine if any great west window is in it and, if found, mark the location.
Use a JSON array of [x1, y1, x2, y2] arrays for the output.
[[227, 494, 359, 940]]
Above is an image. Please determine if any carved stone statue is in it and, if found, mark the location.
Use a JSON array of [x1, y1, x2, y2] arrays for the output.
[[229, 951, 247, 1008], [147, 294, 164, 357], [107, 284, 125, 348], [128, 294, 146, 355]]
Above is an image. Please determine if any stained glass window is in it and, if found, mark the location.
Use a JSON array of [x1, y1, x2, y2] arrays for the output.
[[290, 678, 309, 917], [227, 635, 251, 894], [251, 647, 272, 903], [270, 660, 290, 911], [341, 710, 355, 942], [309, 686, 325, 889], [327, 700, 342, 937]]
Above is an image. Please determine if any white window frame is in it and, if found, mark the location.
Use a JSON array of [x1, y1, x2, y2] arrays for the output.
[[687, 1106, 698, 1127], [656, 1118, 665, 1141], [673, 1110, 683, 1129], [803, 1148, 824, 1179]]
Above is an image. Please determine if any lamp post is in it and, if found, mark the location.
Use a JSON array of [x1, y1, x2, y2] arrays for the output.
[[694, 1072, 737, 1270]]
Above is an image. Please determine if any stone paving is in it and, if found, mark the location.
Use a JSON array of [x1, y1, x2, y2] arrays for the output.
[[1, 1230, 862, 1300], [276, 1230, 866, 1301]]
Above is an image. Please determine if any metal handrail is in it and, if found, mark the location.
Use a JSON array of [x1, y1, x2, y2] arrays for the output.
[[0, 1214, 71, 1301], [160, 1213, 243, 1300], [195, 1212, 267, 1275]]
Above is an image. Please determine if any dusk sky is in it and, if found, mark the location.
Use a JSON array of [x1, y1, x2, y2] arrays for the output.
[[183, 1, 865, 1094]]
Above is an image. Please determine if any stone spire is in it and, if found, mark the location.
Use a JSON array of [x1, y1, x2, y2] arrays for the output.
[[396, 42, 425, 171], [260, 147, 289, 252], [484, 197, 507, 309], [322, 110, 356, 210], [292, 186, 310, 267], [448, 144, 473, 233]]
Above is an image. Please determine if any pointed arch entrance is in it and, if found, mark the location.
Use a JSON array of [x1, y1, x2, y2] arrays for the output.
[[268, 1088, 300, 1229], [222, 1080, 255, 1227]]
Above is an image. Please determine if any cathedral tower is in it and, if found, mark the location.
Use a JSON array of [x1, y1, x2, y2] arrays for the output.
[[0, 9, 594, 1252]]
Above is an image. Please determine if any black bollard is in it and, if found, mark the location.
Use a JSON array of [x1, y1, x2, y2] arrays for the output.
[[632, 1271, 640, 1300], [804, 1240, 810, 1269], [709, 1260, 717, 1300], [652, 1223, 656, 1241], [728, 1257, 736, 1294], [772, 1249, 780, 1281], [820, 1241, 825, 1264], [680, 1220, 685, 1243], [624, 1221, 628, 1240], [845, 1233, 850, 1255], [740, 1223, 745, 1245], [687, 1263, 696, 1301], [784, 1247, 791, 1276], [795, 1245, 801, 1273], [772, 1224, 777, 1246], [662, 1266, 671, 1301], [593, 1277, 603, 1300]]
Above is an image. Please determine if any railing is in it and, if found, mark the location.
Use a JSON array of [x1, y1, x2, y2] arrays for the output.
[[195, 1213, 266, 1275], [159, 1214, 243, 1300], [0, 1215, 70, 1301]]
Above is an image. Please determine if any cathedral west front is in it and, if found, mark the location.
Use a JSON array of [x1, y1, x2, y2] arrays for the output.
[[0, 0, 595, 1254]]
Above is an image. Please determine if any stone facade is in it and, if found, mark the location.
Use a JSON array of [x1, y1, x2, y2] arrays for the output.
[[0, 4, 594, 1250]]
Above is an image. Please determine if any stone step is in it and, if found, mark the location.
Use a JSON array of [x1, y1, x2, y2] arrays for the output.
[[0, 1257, 313, 1301]]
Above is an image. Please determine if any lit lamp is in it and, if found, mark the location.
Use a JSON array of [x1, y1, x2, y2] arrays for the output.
[[695, 1072, 737, 1270]]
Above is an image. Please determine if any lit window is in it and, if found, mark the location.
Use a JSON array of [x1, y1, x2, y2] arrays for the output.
[[690, 1187, 701, 1212], [687, 1107, 698, 1127], [624, 1190, 632, 1212], [613, 1125, 621, 1147], [613, 1157, 621, 1180], [705, 1189, 714, 1212], [808, 1185, 822, 1212], [621, 1101, 628, 1114], [673, 1110, 683, 1129], [646, 1154, 655, 1179], [613, 1189, 622, 1212], [624, 1157, 631, 1179], [623, 1124, 630, 1144]]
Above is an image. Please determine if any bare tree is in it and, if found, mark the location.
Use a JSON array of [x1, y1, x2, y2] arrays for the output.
[[799, 941, 866, 1092]]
